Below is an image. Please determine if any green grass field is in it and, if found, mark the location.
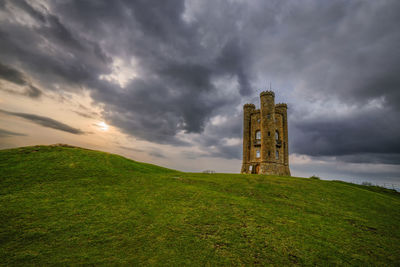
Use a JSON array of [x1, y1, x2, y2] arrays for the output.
[[1, 145, 399, 265]]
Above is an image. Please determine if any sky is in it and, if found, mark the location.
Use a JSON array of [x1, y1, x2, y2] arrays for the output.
[[1, 0, 399, 186]]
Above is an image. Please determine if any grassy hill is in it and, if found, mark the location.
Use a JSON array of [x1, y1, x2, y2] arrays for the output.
[[1, 145, 399, 265]]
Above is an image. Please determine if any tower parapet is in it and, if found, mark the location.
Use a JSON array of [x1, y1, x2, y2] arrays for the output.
[[275, 103, 287, 108], [260, 91, 275, 97], [241, 91, 290, 176], [243, 103, 256, 109]]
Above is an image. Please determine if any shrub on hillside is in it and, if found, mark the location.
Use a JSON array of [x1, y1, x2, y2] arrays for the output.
[[362, 181, 373, 186]]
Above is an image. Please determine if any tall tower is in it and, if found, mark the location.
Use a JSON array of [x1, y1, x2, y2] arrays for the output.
[[241, 91, 290, 176]]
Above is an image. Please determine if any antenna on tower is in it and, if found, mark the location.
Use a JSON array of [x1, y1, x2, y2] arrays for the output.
[[269, 82, 272, 91]]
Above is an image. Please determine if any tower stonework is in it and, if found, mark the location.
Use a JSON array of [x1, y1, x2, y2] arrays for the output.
[[241, 91, 291, 176]]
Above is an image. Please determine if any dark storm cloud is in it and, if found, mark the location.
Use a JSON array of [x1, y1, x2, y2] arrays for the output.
[[0, 1, 111, 90], [0, 62, 26, 85], [216, 40, 252, 96], [0, 109, 84, 135], [291, 108, 400, 164], [1, 0, 399, 165], [0, 0, 251, 146], [192, 112, 243, 160], [0, 128, 26, 137], [0, 62, 42, 98], [337, 154, 400, 166], [289, 1, 400, 109]]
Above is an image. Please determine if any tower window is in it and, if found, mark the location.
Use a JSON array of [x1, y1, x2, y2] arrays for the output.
[[268, 151, 271, 157], [255, 130, 261, 140], [257, 118, 260, 123], [267, 114, 271, 119], [256, 150, 260, 158], [276, 150, 279, 160], [275, 131, 279, 141], [255, 130, 261, 145], [268, 131, 270, 136]]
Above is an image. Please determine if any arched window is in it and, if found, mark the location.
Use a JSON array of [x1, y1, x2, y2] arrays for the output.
[[255, 130, 261, 140], [256, 150, 260, 158], [275, 130, 279, 141], [276, 150, 279, 160]]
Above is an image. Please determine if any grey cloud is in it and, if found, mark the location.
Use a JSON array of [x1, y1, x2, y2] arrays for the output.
[[0, 62, 26, 85], [0, 128, 26, 137], [73, 111, 94, 119], [207, 145, 241, 160], [0, 0, 249, 146], [181, 150, 208, 160], [0, 109, 84, 135], [216, 40, 252, 96], [183, 111, 243, 160], [12, 0, 46, 23], [26, 85, 42, 98], [0, 62, 42, 98], [0, 85, 42, 99], [0, 1, 111, 90], [119, 146, 143, 153], [49, 0, 251, 140], [336, 154, 400, 165], [149, 151, 166, 159], [73, 104, 99, 119], [291, 108, 400, 163]]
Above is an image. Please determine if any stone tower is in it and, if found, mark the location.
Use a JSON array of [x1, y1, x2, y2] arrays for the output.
[[241, 91, 290, 176]]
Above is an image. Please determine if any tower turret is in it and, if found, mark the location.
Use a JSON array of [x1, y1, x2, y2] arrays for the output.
[[241, 103, 255, 173], [275, 103, 290, 175], [259, 91, 276, 173]]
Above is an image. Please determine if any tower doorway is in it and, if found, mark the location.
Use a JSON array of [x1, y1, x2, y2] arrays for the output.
[[255, 164, 260, 174]]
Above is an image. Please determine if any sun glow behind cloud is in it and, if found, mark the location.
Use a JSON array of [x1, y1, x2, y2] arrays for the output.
[[99, 57, 138, 88], [96, 121, 109, 131]]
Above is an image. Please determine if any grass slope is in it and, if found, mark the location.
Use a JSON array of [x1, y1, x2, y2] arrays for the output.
[[1, 145, 399, 265]]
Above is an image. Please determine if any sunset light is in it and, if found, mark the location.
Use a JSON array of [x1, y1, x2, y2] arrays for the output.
[[96, 121, 109, 131]]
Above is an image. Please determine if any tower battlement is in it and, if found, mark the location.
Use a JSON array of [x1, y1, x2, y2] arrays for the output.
[[260, 91, 275, 97], [243, 103, 256, 109], [241, 91, 290, 176], [275, 103, 288, 108]]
